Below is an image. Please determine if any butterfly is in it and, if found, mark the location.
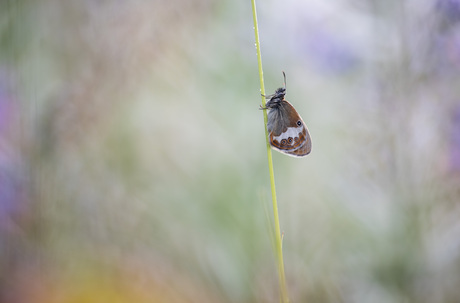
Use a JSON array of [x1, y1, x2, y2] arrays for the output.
[[260, 72, 311, 157]]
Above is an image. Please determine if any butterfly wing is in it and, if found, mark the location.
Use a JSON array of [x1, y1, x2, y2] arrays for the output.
[[267, 100, 311, 157]]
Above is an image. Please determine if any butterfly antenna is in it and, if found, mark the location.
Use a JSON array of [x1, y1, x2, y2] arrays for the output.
[[282, 71, 286, 90]]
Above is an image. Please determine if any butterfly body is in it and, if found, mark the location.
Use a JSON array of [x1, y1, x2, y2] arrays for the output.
[[263, 73, 311, 157]]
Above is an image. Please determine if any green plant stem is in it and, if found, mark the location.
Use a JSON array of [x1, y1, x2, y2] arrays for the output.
[[251, 0, 289, 302]]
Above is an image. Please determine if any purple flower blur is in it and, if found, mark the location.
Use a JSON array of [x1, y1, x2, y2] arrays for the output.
[[0, 73, 27, 231], [449, 105, 460, 172], [437, 0, 460, 23], [303, 30, 359, 74]]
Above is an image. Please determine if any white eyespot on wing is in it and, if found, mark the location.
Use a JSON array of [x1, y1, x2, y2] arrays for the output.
[[272, 125, 304, 142]]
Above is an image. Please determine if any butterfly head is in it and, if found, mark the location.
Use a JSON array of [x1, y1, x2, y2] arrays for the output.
[[265, 87, 286, 109], [262, 71, 288, 109], [274, 87, 286, 96]]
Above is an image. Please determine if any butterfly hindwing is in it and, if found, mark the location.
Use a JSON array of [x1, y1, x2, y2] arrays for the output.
[[267, 100, 311, 157]]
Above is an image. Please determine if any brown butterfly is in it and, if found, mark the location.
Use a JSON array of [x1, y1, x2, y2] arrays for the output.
[[261, 72, 311, 157]]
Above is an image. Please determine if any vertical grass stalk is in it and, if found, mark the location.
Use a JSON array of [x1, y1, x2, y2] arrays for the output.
[[251, 0, 289, 302]]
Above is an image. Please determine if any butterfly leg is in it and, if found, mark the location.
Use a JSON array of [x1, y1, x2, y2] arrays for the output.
[[261, 93, 274, 98]]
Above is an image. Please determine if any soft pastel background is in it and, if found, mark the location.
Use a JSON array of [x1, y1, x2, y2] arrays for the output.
[[1, 0, 460, 302]]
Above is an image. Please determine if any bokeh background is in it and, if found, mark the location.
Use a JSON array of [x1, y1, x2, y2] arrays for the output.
[[1, 0, 460, 302]]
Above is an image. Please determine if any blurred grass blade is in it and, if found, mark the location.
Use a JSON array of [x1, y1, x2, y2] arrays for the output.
[[251, 0, 289, 302]]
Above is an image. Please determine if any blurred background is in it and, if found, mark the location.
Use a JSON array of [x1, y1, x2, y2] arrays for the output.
[[1, 0, 460, 302]]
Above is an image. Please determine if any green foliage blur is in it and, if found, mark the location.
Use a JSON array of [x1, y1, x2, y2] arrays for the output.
[[1, 0, 460, 302]]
